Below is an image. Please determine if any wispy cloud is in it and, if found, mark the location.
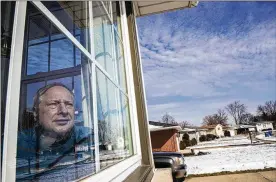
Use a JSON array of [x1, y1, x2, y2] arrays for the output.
[[137, 2, 276, 125]]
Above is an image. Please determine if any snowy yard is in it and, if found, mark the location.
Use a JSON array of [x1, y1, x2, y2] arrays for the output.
[[187, 136, 255, 149], [256, 133, 276, 142], [185, 144, 276, 175]]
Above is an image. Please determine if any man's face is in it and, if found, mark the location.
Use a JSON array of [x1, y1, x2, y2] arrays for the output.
[[38, 86, 75, 137]]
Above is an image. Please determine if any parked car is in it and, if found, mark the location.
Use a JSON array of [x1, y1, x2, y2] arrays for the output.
[[153, 152, 187, 182]]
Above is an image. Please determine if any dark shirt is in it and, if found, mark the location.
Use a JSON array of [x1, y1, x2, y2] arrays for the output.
[[16, 126, 95, 181]]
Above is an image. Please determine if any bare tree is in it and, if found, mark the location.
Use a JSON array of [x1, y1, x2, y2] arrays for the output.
[[179, 121, 191, 129], [257, 101, 276, 127], [257, 100, 276, 117], [202, 109, 228, 126], [240, 113, 254, 125], [225, 101, 247, 125], [161, 113, 176, 124], [216, 109, 228, 125], [202, 115, 218, 126]]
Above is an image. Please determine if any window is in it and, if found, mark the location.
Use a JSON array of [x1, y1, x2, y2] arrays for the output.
[[12, 1, 135, 181], [1, 0, 16, 169]]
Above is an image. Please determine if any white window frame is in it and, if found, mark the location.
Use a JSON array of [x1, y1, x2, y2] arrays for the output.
[[2, 1, 143, 181]]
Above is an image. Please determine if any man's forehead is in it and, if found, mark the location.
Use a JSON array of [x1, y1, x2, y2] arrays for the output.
[[41, 86, 74, 100]]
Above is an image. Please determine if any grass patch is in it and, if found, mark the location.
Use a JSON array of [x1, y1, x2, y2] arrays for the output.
[[186, 167, 276, 178]]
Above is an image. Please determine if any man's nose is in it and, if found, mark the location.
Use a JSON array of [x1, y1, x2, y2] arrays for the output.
[[58, 103, 68, 115]]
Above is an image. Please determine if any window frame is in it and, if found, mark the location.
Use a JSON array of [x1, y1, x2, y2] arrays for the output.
[[2, 1, 142, 181]]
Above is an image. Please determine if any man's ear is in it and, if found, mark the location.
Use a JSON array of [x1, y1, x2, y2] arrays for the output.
[[33, 107, 38, 121]]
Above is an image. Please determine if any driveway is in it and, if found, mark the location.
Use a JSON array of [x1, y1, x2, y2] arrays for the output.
[[185, 170, 276, 182]]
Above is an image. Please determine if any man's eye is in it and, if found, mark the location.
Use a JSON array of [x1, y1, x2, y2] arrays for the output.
[[66, 103, 74, 107], [48, 103, 58, 107]]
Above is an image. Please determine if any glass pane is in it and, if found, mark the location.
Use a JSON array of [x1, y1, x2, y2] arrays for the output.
[[28, 15, 50, 45], [50, 39, 74, 71], [119, 93, 133, 156], [96, 69, 133, 170], [26, 82, 45, 110], [114, 32, 127, 92], [93, 1, 116, 80], [47, 76, 73, 89], [27, 44, 49, 75], [102, 1, 111, 15], [25, 3, 83, 75], [17, 75, 95, 181], [41, 1, 90, 51], [16, 3, 95, 181]]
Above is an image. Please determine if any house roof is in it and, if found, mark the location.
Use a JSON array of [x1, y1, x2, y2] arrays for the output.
[[149, 121, 178, 127], [200, 124, 219, 129], [180, 127, 208, 132], [150, 126, 182, 132], [237, 125, 256, 129], [134, 1, 198, 17]]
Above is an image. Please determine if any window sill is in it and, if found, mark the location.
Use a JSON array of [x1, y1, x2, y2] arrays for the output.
[[123, 165, 153, 182], [80, 154, 142, 182]]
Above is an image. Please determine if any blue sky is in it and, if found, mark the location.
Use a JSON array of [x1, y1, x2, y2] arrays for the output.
[[136, 2, 276, 126]]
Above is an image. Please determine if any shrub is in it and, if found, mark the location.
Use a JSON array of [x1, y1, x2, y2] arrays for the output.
[[182, 139, 191, 147], [206, 134, 216, 140], [199, 135, 207, 142], [182, 133, 190, 141], [190, 138, 197, 146], [224, 130, 231, 137], [179, 141, 186, 150]]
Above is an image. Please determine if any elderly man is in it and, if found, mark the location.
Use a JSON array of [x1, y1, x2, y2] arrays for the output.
[[16, 83, 94, 181]]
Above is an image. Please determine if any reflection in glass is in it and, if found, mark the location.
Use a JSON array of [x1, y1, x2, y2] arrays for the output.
[[25, 3, 83, 76], [26, 82, 45, 110], [27, 44, 49, 75], [17, 3, 95, 181], [119, 93, 133, 155], [93, 1, 116, 80], [41, 1, 90, 51], [47, 77, 73, 90], [50, 39, 74, 71], [114, 33, 127, 92], [96, 69, 133, 170]]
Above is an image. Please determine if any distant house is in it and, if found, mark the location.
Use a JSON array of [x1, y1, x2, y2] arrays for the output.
[[149, 121, 182, 152], [222, 125, 236, 136], [179, 127, 208, 143], [235, 125, 256, 134], [200, 124, 224, 137], [255, 121, 274, 132]]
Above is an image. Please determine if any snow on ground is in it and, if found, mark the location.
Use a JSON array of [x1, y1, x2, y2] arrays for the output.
[[185, 144, 276, 175], [256, 134, 276, 142], [188, 136, 256, 149]]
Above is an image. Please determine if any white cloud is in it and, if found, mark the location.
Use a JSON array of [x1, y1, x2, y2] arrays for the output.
[[137, 6, 276, 126]]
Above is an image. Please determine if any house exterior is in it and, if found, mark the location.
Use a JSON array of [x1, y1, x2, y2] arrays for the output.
[[222, 126, 236, 136], [179, 127, 208, 143], [1, 1, 197, 181], [149, 121, 181, 152], [235, 125, 256, 134], [200, 124, 224, 137], [150, 126, 182, 152], [255, 121, 274, 132]]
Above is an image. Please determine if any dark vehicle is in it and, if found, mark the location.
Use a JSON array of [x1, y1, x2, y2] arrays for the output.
[[153, 152, 187, 182]]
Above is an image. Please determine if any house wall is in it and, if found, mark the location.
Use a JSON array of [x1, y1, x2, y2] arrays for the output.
[[206, 129, 216, 135], [199, 130, 207, 136], [256, 122, 274, 132], [215, 125, 224, 137], [150, 129, 179, 152], [229, 129, 235, 136], [180, 131, 201, 143]]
